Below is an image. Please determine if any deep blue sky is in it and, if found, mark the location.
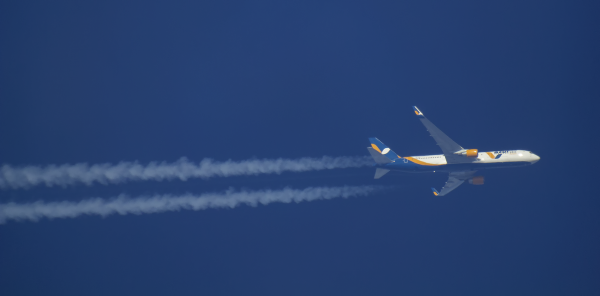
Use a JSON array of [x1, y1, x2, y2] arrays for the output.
[[1, 1, 599, 295]]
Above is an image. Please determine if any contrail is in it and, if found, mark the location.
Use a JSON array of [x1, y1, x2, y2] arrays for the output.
[[0, 185, 383, 224], [0, 156, 372, 189]]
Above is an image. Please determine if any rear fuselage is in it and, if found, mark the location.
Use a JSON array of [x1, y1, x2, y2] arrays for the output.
[[380, 150, 540, 173]]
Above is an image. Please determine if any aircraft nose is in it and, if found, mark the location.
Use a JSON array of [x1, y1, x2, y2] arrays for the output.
[[531, 153, 540, 163]]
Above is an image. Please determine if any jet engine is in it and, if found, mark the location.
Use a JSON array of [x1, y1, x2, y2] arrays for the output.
[[465, 149, 478, 157], [455, 149, 478, 157], [469, 176, 484, 185]]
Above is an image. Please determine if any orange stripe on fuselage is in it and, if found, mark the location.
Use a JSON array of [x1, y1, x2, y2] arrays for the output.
[[486, 152, 495, 159], [404, 157, 444, 166]]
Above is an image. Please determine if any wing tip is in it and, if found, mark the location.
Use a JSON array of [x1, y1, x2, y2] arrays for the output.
[[431, 187, 440, 196], [412, 106, 424, 117]]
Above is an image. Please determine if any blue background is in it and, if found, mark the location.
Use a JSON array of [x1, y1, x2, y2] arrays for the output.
[[1, 1, 599, 295]]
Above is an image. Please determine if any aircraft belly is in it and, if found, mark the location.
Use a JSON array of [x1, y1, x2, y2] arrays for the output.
[[382, 160, 531, 173], [443, 161, 531, 171]]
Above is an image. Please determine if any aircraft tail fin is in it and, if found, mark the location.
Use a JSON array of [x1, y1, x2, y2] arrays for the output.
[[367, 147, 393, 164], [368, 137, 400, 160], [374, 168, 390, 179]]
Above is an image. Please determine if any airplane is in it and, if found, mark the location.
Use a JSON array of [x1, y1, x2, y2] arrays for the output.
[[367, 106, 540, 196]]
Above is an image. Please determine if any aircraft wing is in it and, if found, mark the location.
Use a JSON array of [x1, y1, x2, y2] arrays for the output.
[[432, 171, 477, 196], [413, 106, 466, 163]]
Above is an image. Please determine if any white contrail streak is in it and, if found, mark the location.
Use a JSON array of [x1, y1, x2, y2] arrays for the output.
[[0, 185, 383, 224], [0, 156, 372, 189]]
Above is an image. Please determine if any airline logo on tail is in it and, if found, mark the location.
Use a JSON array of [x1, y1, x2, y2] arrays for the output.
[[370, 144, 391, 155], [368, 138, 401, 160], [370, 143, 382, 153]]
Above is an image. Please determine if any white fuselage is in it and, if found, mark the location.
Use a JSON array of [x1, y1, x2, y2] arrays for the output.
[[406, 150, 540, 165], [383, 150, 540, 173]]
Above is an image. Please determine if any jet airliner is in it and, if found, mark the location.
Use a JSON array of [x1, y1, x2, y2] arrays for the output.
[[367, 106, 540, 196]]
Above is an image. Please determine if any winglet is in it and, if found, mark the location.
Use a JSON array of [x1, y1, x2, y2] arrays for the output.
[[413, 106, 424, 117], [431, 187, 440, 196]]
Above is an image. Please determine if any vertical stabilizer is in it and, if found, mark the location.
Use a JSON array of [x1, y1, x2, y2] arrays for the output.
[[367, 147, 393, 164], [368, 137, 400, 160]]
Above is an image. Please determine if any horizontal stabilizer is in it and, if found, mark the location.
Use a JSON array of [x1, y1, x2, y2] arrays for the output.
[[374, 168, 390, 179], [367, 147, 393, 164]]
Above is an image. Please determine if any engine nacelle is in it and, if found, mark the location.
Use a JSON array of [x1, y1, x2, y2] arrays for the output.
[[469, 176, 484, 185], [455, 149, 478, 157], [466, 149, 478, 157]]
